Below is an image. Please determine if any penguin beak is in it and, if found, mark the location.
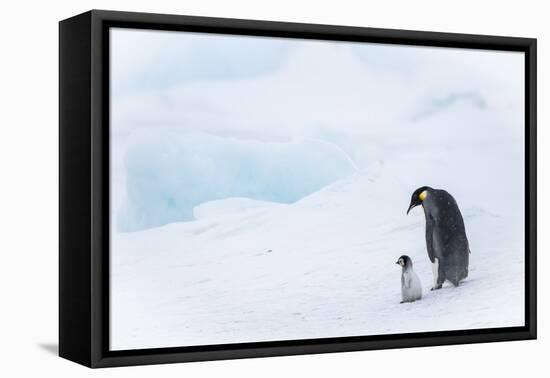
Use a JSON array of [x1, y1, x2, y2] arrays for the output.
[[395, 260, 400, 265], [406, 203, 416, 215]]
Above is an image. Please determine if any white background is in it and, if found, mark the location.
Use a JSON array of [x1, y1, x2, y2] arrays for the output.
[[0, 0, 546, 376]]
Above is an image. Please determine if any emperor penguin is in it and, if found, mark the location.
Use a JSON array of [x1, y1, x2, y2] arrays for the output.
[[407, 186, 470, 290], [396, 255, 422, 303]]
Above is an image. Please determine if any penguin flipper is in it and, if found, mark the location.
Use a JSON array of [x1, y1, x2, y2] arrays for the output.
[[425, 215, 436, 263]]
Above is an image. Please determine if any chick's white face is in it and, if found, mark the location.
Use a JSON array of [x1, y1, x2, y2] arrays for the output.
[[398, 258, 405, 267]]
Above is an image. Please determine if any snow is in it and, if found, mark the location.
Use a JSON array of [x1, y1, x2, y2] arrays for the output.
[[110, 169, 524, 350], [109, 29, 525, 350], [193, 197, 285, 220]]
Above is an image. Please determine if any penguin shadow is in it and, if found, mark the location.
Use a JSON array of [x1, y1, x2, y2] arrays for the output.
[[453, 278, 475, 287], [254, 249, 273, 256], [437, 278, 475, 289], [419, 279, 475, 304], [395, 277, 475, 306]]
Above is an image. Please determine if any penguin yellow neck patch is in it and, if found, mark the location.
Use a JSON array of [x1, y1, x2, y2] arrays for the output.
[[419, 190, 428, 201]]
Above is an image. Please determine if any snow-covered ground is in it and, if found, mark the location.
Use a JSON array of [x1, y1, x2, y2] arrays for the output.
[[110, 167, 524, 350], [109, 29, 525, 350]]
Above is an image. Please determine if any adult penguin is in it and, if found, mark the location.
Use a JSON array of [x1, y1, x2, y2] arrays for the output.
[[407, 186, 470, 290]]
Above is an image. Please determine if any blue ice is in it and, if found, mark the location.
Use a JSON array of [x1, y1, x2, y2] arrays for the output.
[[117, 131, 357, 231]]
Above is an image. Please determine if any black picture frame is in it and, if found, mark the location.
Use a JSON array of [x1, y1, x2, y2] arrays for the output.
[[59, 9, 537, 368]]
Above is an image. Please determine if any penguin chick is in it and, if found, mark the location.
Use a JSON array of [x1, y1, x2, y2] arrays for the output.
[[396, 255, 422, 303]]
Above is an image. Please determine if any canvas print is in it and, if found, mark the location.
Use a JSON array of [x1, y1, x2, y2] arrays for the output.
[[109, 28, 525, 351]]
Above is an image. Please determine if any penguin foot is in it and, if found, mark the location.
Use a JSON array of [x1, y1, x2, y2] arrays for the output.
[[449, 278, 461, 287], [431, 284, 442, 291]]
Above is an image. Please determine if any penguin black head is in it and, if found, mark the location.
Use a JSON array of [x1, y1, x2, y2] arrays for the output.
[[407, 186, 431, 215], [396, 255, 412, 268]]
